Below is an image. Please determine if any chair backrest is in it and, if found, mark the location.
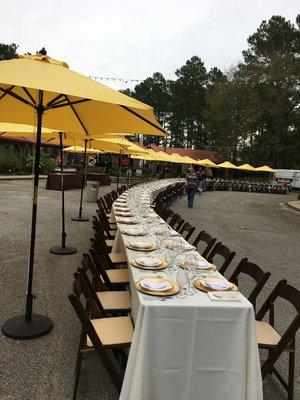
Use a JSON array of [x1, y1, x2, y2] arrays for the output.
[[173, 217, 185, 232], [90, 237, 114, 271], [97, 197, 109, 213], [169, 213, 181, 228], [229, 258, 271, 310], [207, 241, 236, 275], [88, 247, 113, 290], [81, 252, 105, 291], [192, 230, 217, 258], [255, 280, 300, 379], [68, 293, 123, 392], [178, 221, 195, 240], [163, 209, 175, 222]]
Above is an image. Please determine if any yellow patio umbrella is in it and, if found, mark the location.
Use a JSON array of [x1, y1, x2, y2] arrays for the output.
[[0, 51, 166, 341], [0, 123, 94, 257], [196, 158, 217, 168], [131, 153, 156, 161], [236, 163, 256, 171], [168, 153, 186, 163], [180, 155, 197, 164], [153, 151, 172, 162], [217, 161, 238, 169], [63, 145, 101, 154], [255, 165, 277, 173]]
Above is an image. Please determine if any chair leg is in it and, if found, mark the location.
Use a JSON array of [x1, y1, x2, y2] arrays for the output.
[[288, 351, 295, 400], [73, 351, 82, 400]]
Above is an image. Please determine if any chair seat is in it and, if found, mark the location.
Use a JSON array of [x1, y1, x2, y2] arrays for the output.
[[97, 291, 131, 311], [105, 239, 115, 248], [256, 321, 281, 347], [107, 269, 130, 284], [87, 316, 133, 347], [109, 252, 127, 264]]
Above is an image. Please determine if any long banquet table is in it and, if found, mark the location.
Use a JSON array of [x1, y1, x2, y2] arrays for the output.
[[111, 179, 263, 400]]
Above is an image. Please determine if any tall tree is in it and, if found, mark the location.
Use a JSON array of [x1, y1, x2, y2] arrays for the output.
[[0, 43, 18, 60], [169, 56, 207, 148]]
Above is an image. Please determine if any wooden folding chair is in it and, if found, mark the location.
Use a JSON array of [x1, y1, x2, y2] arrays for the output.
[[192, 230, 217, 258], [255, 280, 299, 400], [89, 243, 129, 286], [93, 233, 127, 266], [207, 242, 236, 275], [92, 217, 114, 249], [229, 258, 271, 311], [178, 221, 195, 240], [69, 290, 133, 398], [77, 266, 131, 313]]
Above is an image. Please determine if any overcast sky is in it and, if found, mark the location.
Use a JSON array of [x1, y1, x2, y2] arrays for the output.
[[0, 0, 298, 90]]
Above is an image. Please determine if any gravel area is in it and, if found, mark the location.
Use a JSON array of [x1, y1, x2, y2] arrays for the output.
[[0, 180, 299, 400]]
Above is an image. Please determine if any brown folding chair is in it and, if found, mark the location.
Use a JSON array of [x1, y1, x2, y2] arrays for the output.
[[229, 258, 271, 311], [92, 217, 114, 249], [192, 230, 217, 258], [169, 213, 181, 228], [173, 217, 185, 233], [77, 266, 131, 313], [89, 244, 130, 286], [207, 242, 236, 275], [255, 279, 299, 400], [93, 233, 127, 266], [178, 221, 195, 240], [69, 288, 132, 398]]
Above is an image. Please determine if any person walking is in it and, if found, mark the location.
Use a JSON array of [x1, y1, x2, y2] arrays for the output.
[[186, 165, 199, 208]]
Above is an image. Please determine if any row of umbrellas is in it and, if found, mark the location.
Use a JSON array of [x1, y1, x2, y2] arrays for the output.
[[0, 50, 167, 340]]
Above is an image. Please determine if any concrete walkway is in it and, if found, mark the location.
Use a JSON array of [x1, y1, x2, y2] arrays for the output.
[[0, 174, 47, 180], [287, 200, 300, 212]]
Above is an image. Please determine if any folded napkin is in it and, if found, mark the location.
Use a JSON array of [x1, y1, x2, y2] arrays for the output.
[[122, 228, 145, 236], [140, 278, 172, 291], [129, 241, 153, 249], [170, 230, 179, 236], [204, 279, 230, 290], [197, 260, 211, 269], [135, 257, 161, 267]]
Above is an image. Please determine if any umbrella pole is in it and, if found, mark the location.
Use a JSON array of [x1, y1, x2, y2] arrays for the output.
[[2, 92, 53, 340], [49, 132, 77, 255], [116, 150, 121, 190], [71, 139, 89, 222]]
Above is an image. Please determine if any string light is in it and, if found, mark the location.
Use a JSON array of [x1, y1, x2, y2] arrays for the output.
[[89, 76, 142, 84]]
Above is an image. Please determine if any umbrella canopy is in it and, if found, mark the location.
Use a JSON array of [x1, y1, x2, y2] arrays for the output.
[[0, 51, 166, 341], [0, 53, 166, 136], [217, 161, 238, 169], [196, 158, 217, 168], [255, 165, 277, 173], [180, 155, 197, 164], [153, 151, 172, 162], [167, 153, 187, 163], [63, 145, 101, 154], [131, 153, 156, 161], [236, 163, 256, 171], [92, 137, 148, 155]]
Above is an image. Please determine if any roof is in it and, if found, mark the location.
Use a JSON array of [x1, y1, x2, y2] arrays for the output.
[[150, 145, 220, 162], [0, 135, 59, 148]]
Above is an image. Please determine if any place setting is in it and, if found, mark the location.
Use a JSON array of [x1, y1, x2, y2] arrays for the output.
[[116, 217, 139, 224], [125, 239, 157, 252], [131, 255, 168, 270], [121, 227, 147, 236], [135, 275, 180, 297]]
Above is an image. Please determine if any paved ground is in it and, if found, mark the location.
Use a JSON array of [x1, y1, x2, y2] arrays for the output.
[[0, 180, 299, 400]]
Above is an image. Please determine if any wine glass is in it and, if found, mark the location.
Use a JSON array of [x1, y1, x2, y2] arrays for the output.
[[176, 268, 187, 298]]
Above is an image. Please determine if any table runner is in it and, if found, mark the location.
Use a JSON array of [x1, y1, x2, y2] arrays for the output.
[[111, 179, 263, 400]]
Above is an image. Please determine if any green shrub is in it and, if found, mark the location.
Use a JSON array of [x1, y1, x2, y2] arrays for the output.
[[0, 149, 21, 173], [26, 152, 56, 174]]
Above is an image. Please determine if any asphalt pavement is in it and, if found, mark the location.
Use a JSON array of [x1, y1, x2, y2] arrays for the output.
[[0, 180, 299, 400]]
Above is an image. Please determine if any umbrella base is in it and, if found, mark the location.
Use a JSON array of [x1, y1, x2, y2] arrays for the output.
[[49, 245, 77, 255], [2, 314, 52, 340], [71, 217, 89, 222]]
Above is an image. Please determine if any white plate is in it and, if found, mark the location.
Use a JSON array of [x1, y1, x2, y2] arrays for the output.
[[140, 279, 172, 291], [135, 257, 161, 267], [202, 278, 231, 291], [129, 241, 153, 249]]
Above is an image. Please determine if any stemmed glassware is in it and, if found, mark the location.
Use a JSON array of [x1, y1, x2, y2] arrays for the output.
[[184, 254, 198, 295], [176, 268, 187, 298]]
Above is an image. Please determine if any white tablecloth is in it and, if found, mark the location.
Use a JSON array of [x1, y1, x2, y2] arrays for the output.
[[112, 180, 263, 400]]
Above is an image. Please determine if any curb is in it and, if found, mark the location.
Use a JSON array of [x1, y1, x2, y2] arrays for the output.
[[286, 201, 300, 212], [0, 175, 47, 181]]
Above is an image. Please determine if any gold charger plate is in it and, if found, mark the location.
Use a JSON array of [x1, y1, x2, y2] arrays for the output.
[[179, 260, 216, 272], [193, 278, 238, 293], [126, 243, 157, 252], [116, 219, 139, 225], [136, 279, 180, 296], [131, 259, 167, 270]]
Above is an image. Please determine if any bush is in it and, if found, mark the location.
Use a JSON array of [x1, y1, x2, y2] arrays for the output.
[[0, 149, 21, 173], [26, 152, 56, 174]]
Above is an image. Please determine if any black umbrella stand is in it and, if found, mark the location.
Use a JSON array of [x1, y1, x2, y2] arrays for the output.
[[71, 139, 89, 222], [49, 132, 77, 255], [116, 150, 121, 190], [2, 91, 53, 339]]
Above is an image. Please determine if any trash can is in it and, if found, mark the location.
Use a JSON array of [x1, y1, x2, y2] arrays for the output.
[[85, 181, 99, 202]]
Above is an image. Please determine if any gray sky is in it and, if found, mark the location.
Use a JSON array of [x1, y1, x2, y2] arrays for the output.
[[0, 0, 298, 89]]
